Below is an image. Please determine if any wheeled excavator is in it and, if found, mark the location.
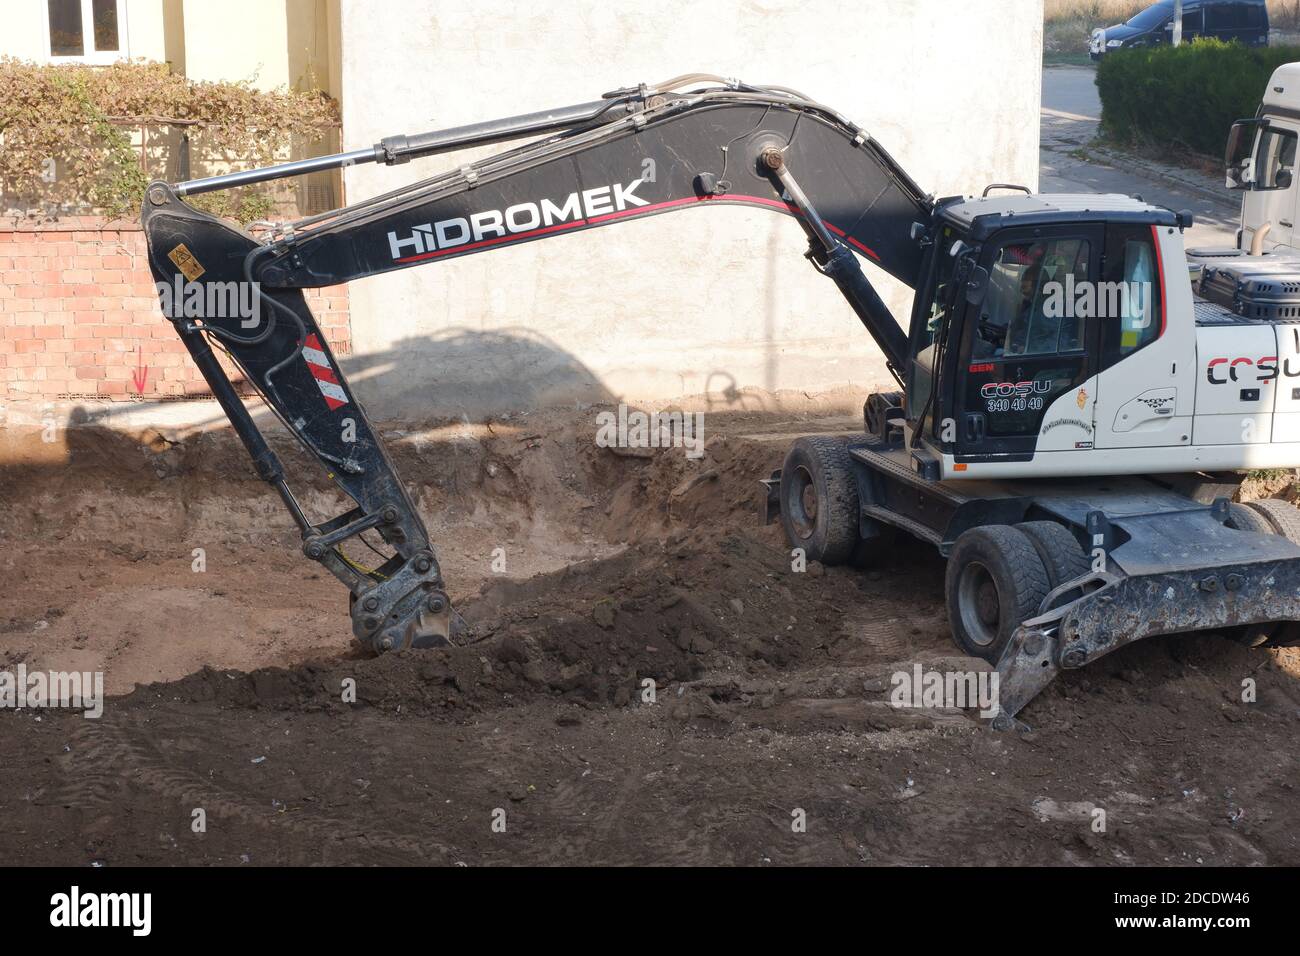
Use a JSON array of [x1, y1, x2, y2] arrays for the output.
[[141, 75, 1300, 723]]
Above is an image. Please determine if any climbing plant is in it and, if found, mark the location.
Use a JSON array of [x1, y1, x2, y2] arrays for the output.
[[0, 58, 339, 221]]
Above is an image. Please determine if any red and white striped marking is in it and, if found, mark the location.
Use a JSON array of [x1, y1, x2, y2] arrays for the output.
[[302, 333, 348, 410]]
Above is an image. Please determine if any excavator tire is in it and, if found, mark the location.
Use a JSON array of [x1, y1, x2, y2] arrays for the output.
[[1244, 500, 1300, 647], [946, 525, 1050, 664], [1220, 504, 1280, 646], [779, 436, 860, 566], [843, 436, 897, 565], [1015, 521, 1091, 591], [1227, 502, 1274, 536], [1246, 498, 1300, 541]]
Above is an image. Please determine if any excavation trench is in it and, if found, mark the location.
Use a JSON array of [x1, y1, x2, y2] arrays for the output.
[[1, 405, 1299, 865]]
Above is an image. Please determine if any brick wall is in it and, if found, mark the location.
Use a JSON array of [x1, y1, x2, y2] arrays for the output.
[[0, 218, 350, 403]]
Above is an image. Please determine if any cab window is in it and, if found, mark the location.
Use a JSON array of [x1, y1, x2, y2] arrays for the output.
[[970, 237, 1090, 360], [1102, 224, 1163, 359], [916, 228, 962, 359], [908, 227, 962, 418], [1255, 126, 1297, 190]]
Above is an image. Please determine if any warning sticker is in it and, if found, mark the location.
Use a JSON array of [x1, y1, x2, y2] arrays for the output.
[[302, 333, 348, 410], [167, 243, 206, 282]]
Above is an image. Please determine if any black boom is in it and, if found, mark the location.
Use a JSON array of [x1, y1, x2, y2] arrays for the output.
[[140, 76, 934, 653]]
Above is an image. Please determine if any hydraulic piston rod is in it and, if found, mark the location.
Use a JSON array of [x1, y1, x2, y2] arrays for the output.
[[760, 146, 910, 374], [174, 97, 623, 197]]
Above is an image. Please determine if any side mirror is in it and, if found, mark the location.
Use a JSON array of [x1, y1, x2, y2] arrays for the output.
[[1225, 119, 1263, 191], [1278, 168, 1294, 191]]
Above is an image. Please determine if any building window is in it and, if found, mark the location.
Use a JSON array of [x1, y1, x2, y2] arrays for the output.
[[47, 0, 126, 64]]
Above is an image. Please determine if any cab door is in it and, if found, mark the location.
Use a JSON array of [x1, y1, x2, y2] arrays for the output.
[[905, 225, 964, 439], [1093, 223, 1196, 450], [1240, 120, 1299, 251], [953, 226, 1102, 461]]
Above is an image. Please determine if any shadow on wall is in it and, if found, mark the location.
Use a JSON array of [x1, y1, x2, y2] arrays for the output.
[[339, 326, 615, 420], [0, 320, 789, 497], [336, 326, 781, 420], [0, 327, 782, 486], [10, 326, 618, 436]]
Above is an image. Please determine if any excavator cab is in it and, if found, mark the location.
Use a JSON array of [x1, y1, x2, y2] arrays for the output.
[[901, 195, 1177, 473]]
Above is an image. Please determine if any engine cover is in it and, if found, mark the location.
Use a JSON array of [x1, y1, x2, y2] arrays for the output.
[[1192, 253, 1300, 321]]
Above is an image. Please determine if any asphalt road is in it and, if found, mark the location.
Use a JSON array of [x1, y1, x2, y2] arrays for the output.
[[1040, 65, 1238, 248]]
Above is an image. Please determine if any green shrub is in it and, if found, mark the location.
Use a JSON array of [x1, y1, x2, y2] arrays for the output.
[[1098, 39, 1300, 156]]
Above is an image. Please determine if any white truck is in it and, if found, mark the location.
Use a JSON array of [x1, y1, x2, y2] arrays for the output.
[[1227, 62, 1300, 252]]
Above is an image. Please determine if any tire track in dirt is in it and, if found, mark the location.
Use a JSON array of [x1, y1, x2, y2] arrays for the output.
[[8, 411, 1300, 865], [58, 712, 457, 864]]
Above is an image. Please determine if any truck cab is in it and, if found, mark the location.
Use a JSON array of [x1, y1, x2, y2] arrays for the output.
[[1229, 62, 1300, 253]]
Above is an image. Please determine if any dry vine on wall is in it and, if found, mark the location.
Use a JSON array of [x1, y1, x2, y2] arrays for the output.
[[0, 58, 339, 222]]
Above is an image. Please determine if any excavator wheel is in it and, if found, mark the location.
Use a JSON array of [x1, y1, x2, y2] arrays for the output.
[[1220, 504, 1282, 646], [1227, 502, 1275, 536], [779, 436, 860, 566], [843, 436, 896, 565], [1244, 500, 1300, 647], [1015, 521, 1090, 591], [945, 525, 1050, 664], [1246, 498, 1300, 540]]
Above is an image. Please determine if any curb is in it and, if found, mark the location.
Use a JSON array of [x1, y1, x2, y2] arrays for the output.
[[1085, 144, 1238, 214]]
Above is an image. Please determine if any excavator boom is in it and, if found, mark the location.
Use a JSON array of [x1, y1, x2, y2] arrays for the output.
[[140, 76, 930, 653], [140, 74, 1300, 722]]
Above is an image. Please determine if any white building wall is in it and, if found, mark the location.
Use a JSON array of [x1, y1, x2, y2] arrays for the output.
[[3, 0, 167, 62], [338, 0, 1044, 418]]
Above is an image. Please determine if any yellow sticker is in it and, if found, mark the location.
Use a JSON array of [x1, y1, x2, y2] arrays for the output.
[[1076, 388, 1088, 410], [167, 243, 206, 282]]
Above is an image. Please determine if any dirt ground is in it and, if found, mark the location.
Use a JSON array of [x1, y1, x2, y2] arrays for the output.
[[2, 401, 1299, 866]]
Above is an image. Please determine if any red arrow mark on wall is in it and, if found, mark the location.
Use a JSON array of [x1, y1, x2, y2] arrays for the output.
[[131, 349, 149, 395]]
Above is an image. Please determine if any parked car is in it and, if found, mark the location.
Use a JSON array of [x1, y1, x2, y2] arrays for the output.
[[1089, 0, 1269, 60]]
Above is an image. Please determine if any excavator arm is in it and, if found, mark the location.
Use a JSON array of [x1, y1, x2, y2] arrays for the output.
[[140, 75, 933, 653]]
